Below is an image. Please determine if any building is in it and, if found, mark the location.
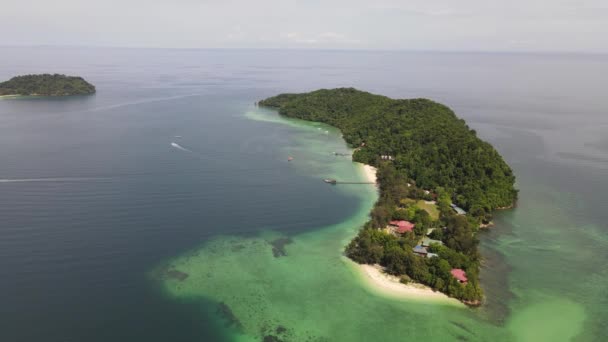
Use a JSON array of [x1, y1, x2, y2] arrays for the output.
[[426, 252, 439, 259], [450, 203, 466, 215], [451, 269, 468, 284], [389, 220, 415, 233], [413, 245, 428, 256]]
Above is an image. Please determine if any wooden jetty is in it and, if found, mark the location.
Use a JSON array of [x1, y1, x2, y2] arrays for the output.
[[323, 178, 374, 185]]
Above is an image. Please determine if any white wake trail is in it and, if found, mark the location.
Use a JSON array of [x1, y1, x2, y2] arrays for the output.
[[171, 142, 192, 152], [0, 177, 106, 183]]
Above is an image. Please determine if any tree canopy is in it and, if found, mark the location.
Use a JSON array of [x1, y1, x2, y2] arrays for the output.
[[0, 74, 96, 96], [261, 88, 518, 304], [260, 88, 517, 211]]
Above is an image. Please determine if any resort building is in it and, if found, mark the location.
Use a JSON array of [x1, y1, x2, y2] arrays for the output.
[[451, 269, 468, 284], [389, 220, 415, 234], [413, 245, 428, 256]]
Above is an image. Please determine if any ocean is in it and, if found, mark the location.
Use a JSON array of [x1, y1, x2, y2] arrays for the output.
[[0, 47, 606, 341]]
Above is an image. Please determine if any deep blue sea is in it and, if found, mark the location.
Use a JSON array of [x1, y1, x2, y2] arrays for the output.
[[0, 47, 606, 341]]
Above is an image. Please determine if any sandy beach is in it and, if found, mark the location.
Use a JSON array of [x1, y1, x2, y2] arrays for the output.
[[360, 164, 377, 184], [352, 164, 461, 305], [355, 263, 462, 305]]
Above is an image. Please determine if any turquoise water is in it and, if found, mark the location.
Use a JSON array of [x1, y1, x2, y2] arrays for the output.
[[0, 47, 606, 341]]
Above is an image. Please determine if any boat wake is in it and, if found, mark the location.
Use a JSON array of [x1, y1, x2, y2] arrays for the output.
[[171, 142, 192, 152], [84, 94, 201, 113], [0, 177, 106, 183]]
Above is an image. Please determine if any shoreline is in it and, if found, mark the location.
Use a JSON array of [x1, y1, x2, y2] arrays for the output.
[[359, 164, 377, 184], [0, 93, 95, 99], [255, 106, 465, 306], [352, 162, 463, 306], [351, 262, 463, 306]]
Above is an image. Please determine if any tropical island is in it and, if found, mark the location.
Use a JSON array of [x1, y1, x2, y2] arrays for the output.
[[0, 74, 96, 97], [259, 88, 517, 305]]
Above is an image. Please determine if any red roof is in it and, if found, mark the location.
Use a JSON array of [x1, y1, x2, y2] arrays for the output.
[[451, 269, 468, 283], [389, 220, 415, 233]]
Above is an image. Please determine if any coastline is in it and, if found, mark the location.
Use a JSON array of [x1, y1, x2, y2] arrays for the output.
[[359, 164, 377, 184], [0, 95, 22, 100], [0, 93, 95, 99], [352, 162, 463, 306], [350, 262, 463, 306]]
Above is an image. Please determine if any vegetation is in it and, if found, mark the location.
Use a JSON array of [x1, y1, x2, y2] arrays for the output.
[[260, 88, 516, 213], [0, 74, 96, 96], [401, 199, 440, 220], [260, 88, 518, 304]]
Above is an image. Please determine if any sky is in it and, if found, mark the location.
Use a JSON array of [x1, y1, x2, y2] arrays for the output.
[[1, 0, 607, 52]]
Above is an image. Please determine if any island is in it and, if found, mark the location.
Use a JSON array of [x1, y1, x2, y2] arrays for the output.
[[260, 88, 517, 305], [0, 74, 96, 97]]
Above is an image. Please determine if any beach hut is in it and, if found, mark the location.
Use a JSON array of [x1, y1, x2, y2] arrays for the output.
[[451, 269, 468, 284]]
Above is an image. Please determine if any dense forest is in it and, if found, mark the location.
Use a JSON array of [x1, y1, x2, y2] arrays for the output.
[[260, 88, 517, 303], [0, 74, 96, 96]]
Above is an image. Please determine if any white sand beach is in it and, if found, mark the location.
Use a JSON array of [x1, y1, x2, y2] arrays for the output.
[[0, 95, 21, 100], [360, 164, 377, 184], [351, 164, 461, 305], [354, 263, 463, 306]]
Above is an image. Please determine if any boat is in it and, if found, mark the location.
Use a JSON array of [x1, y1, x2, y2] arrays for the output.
[[288, 156, 294, 161], [323, 178, 337, 184]]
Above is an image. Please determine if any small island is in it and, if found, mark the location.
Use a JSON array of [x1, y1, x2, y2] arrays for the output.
[[260, 88, 517, 305], [0, 74, 96, 97]]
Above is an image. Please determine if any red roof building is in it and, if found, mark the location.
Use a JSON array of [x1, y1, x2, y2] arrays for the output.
[[389, 220, 415, 233], [451, 269, 468, 283]]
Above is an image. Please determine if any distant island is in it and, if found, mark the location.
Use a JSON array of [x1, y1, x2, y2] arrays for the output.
[[260, 88, 517, 305], [0, 74, 96, 97]]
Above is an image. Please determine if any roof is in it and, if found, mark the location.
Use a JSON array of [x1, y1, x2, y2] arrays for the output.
[[451, 269, 468, 282], [426, 253, 439, 259], [389, 220, 415, 233], [413, 245, 428, 254], [450, 204, 467, 215], [421, 237, 443, 247]]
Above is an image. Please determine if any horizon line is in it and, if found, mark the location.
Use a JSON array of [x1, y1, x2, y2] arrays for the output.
[[1, 44, 607, 56]]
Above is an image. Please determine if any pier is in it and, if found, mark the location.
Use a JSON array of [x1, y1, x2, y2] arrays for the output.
[[324, 178, 375, 185]]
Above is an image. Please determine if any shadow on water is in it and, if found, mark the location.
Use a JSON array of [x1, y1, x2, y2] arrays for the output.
[[269, 237, 294, 258], [476, 211, 516, 326]]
